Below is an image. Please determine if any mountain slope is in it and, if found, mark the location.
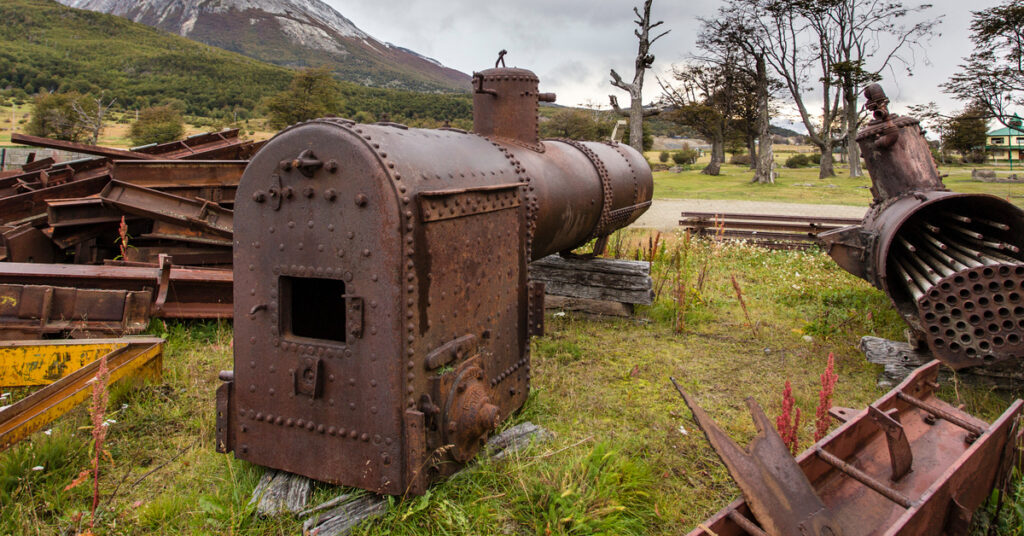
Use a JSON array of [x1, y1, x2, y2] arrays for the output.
[[58, 0, 471, 93], [0, 0, 293, 115]]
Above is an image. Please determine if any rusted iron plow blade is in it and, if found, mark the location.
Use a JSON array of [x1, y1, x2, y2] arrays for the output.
[[674, 361, 1023, 536], [0, 337, 164, 450]]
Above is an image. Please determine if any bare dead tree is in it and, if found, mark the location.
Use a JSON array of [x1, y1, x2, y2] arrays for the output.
[[699, 9, 779, 184], [72, 94, 117, 146], [609, 0, 669, 153]]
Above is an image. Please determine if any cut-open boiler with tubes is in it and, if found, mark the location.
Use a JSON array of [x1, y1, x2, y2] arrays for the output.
[[820, 84, 1024, 370]]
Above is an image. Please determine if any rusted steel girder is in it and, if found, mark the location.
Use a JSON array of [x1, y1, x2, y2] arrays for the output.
[[110, 160, 246, 189], [677, 361, 1023, 536], [0, 257, 232, 318], [10, 133, 161, 160], [819, 85, 1024, 370], [217, 63, 652, 496], [100, 181, 233, 238], [0, 283, 151, 340], [0, 337, 163, 450]]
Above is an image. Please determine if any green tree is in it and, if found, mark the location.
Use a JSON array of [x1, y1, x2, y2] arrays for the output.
[[265, 67, 344, 129], [27, 92, 87, 141], [943, 1, 1024, 129], [540, 109, 614, 140], [942, 103, 990, 160], [129, 105, 184, 146]]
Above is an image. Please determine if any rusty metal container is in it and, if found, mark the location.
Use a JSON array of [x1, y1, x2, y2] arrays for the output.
[[217, 65, 652, 495], [820, 85, 1024, 370]]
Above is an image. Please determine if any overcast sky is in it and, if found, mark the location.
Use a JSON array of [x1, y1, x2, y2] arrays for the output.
[[324, 0, 997, 130]]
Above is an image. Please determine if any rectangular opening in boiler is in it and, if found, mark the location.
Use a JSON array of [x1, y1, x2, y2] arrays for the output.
[[280, 276, 346, 343]]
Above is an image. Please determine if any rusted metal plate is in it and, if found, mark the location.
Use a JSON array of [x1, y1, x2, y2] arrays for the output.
[[821, 85, 1024, 370], [2, 224, 58, 263], [681, 361, 1023, 536], [221, 64, 652, 496], [100, 180, 233, 238]]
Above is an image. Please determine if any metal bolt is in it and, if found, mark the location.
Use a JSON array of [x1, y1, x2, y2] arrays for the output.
[[355, 194, 368, 207], [252, 191, 265, 202]]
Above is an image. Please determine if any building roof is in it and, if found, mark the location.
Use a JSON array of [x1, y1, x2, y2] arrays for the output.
[[987, 126, 1024, 136], [987, 114, 1024, 136]]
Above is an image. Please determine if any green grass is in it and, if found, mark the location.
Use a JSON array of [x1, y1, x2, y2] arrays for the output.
[[0, 234, 1019, 535], [648, 158, 1024, 207]]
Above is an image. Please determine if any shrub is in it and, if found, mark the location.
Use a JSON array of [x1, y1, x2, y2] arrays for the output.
[[730, 153, 752, 166], [27, 92, 88, 141], [673, 144, 699, 165], [965, 150, 987, 164], [785, 154, 810, 168], [129, 105, 185, 146], [658, 151, 669, 163], [808, 152, 822, 165]]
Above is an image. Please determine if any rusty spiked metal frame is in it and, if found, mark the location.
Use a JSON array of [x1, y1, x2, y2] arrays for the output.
[[673, 363, 1022, 536]]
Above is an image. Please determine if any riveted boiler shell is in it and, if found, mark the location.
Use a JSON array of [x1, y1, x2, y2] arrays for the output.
[[523, 140, 653, 258]]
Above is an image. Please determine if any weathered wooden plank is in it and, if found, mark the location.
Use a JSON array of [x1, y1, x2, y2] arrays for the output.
[[860, 336, 1024, 390], [530, 255, 651, 276], [249, 469, 312, 516], [529, 255, 653, 305], [541, 281, 653, 305]]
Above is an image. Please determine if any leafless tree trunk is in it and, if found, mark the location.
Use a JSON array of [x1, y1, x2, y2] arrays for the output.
[[609, 0, 669, 153], [753, 55, 775, 184], [72, 94, 116, 146]]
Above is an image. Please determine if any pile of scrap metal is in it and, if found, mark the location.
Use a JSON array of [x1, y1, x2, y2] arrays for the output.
[[820, 85, 1024, 372], [0, 131, 247, 339], [675, 361, 1023, 535]]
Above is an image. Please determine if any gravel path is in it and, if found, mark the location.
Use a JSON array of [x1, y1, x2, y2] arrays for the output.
[[630, 199, 868, 231]]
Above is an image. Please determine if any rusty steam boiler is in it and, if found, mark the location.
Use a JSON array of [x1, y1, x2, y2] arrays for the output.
[[215, 65, 652, 495], [820, 84, 1024, 370]]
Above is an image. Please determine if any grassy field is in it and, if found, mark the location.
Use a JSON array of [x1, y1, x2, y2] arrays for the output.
[[2, 232, 1020, 535]]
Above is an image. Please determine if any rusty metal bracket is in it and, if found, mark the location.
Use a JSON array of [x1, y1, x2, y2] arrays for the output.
[[293, 357, 324, 398], [867, 406, 913, 480], [425, 334, 478, 370]]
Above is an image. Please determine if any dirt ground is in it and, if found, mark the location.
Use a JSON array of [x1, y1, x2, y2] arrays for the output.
[[632, 198, 869, 231]]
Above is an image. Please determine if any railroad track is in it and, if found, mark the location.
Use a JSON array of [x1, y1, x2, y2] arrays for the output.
[[678, 211, 862, 249]]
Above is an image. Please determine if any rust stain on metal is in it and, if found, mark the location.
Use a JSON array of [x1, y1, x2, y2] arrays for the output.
[[819, 84, 1024, 370], [218, 62, 653, 495], [677, 361, 1023, 535]]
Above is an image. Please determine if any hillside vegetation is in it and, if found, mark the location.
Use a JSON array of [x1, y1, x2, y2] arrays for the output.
[[0, 0, 474, 123], [0, 0, 293, 116]]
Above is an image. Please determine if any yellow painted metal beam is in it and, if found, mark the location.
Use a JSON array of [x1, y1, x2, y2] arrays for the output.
[[0, 337, 164, 450], [0, 340, 127, 387]]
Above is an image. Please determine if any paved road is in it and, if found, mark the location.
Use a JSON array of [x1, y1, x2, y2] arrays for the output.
[[631, 199, 868, 231]]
